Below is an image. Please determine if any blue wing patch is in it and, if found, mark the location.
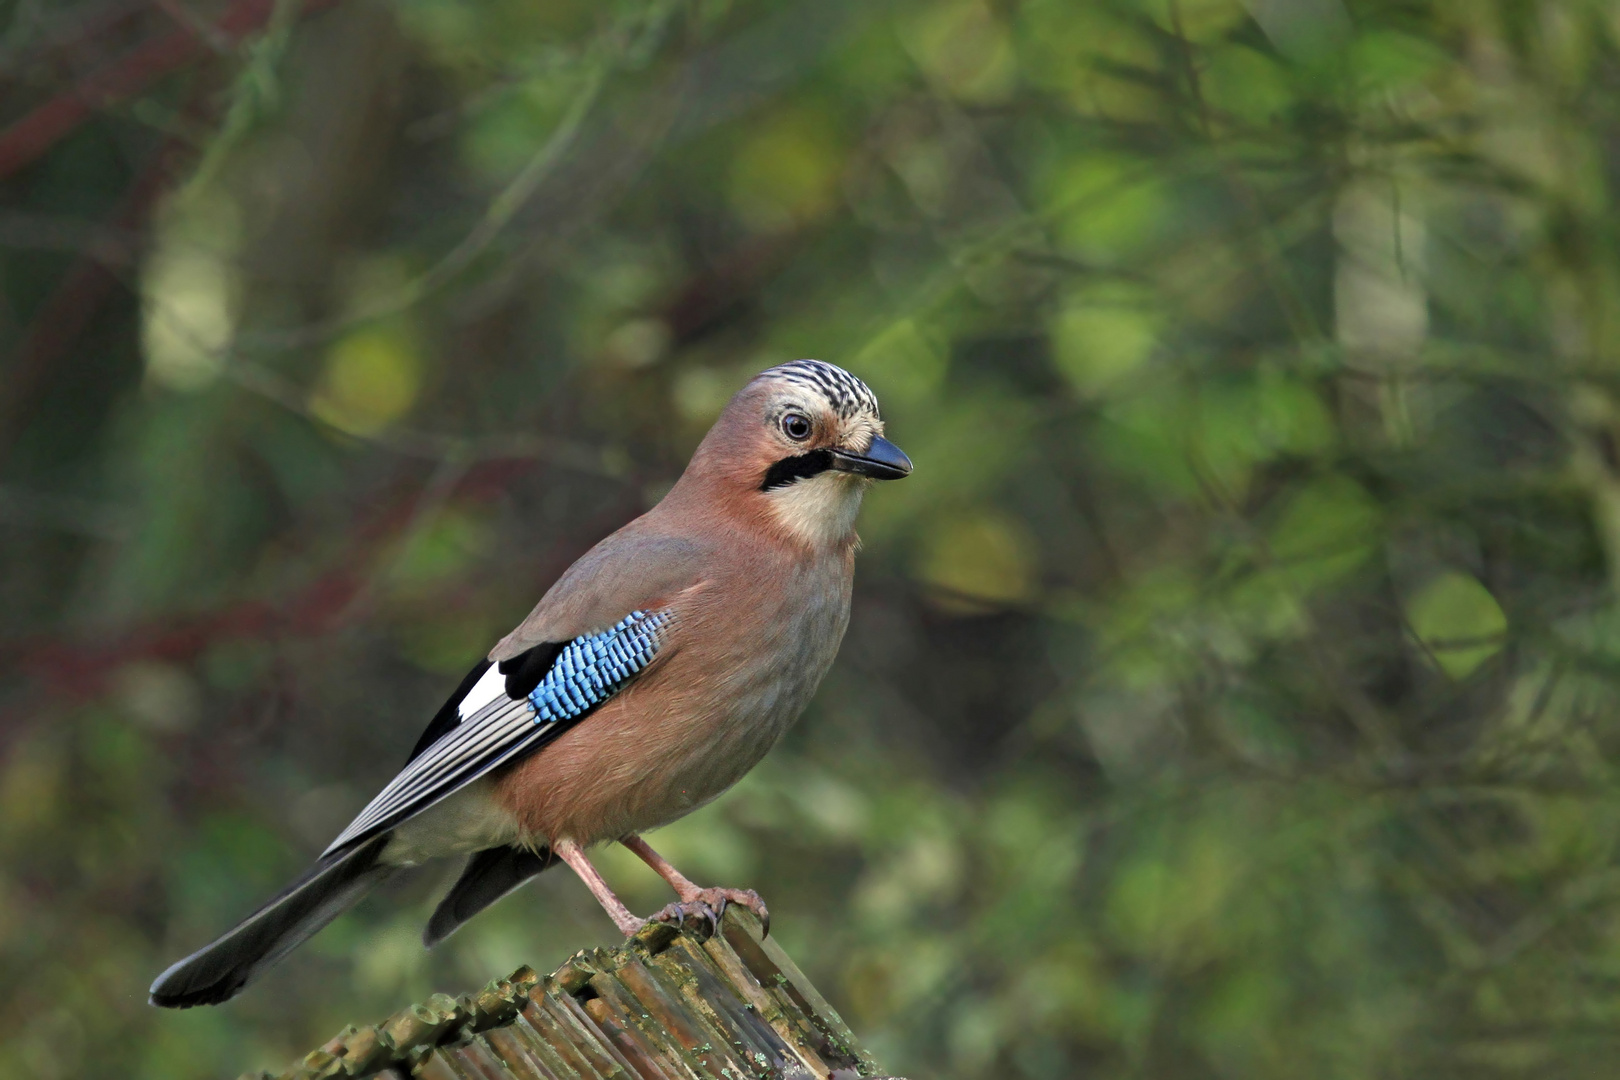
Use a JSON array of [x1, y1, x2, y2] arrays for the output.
[[527, 611, 670, 723], [322, 609, 672, 857]]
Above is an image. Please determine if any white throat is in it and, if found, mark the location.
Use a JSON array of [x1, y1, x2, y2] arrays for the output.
[[764, 472, 866, 549]]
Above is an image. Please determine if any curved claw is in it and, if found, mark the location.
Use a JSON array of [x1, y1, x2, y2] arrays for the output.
[[685, 888, 769, 937], [648, 899, 722, 937], [648, 887, 771, 938]]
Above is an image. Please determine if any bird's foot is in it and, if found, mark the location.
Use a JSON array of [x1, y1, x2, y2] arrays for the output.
[[686, 887, 770, 935], [646, 898, 723, 936], [647, 887, 770, 937]]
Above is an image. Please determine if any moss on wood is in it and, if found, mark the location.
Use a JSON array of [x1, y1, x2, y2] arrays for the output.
[[239, 911, 891, 1080]]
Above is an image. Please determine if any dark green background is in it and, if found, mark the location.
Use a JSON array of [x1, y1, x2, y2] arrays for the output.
[[2, 0, 1616, 1076]]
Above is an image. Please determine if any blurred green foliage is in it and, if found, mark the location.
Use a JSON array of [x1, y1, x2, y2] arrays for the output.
[[4, 0, 1620, 1076]]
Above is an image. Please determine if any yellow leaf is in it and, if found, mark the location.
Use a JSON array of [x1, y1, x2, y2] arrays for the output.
[[900, 0, 1017, 103], [1051, 286, 1160, 397], [310, 327, 422, 436], [917, 512, 1037, 609], [728, 107, 845, 232]]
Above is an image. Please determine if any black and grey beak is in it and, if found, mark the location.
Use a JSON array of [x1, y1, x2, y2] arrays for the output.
[[829, 436, 912, 481]]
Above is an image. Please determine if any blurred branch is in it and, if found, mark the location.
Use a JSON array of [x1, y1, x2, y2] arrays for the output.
[[237, 45, 612, 350], [222, 356, 618, 473], [0, 0, 340, 181], [334, 450, 473, 625], [0, 484, 130, 539], [0, 456, 642, 730], [1165, 10, 1325, 344], [0, 0, 149, 79], [0, 129, 188, 473], [226, 0, 862, 352], [0, 210, 139, 261], [149, 0, 235, 56]]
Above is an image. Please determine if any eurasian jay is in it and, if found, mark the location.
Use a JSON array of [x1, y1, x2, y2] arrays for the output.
[[149, 359, 911, 1007]]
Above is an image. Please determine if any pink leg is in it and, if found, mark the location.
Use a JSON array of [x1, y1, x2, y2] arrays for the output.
[[621, 835, 702, 895], [554, 838, 643, 937], [621, 834, 770, 935]]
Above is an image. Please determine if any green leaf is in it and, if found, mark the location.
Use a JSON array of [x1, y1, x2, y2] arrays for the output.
[[1269, 476, 1381, 585], [1405, 570, 1507, 679]]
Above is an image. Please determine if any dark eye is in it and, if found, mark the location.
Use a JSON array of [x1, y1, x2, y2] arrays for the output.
[[781, 413, 812, 441]]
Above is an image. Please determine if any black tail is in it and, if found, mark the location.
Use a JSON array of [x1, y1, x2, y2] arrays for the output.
[[149, 836, 396, 1008], [424, 845, 553, 948]]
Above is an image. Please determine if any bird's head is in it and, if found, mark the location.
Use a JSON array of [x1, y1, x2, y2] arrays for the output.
[[682, 359, 912, 550]]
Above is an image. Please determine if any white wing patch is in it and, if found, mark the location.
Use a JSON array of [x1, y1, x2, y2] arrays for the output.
[[458, 663, 509, 721]]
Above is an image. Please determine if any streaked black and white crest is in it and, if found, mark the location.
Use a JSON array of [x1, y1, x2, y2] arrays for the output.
[[767, 359, 880, 421]]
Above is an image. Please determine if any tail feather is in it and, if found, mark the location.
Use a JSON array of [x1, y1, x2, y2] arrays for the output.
[[150, 836, 396, 1008], [424, 845, 552, 948]]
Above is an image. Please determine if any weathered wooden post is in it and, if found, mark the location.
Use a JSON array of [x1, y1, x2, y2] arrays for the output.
[[244, 910, 896, 1080]]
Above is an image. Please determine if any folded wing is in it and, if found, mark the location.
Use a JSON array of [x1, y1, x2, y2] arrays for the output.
[[323, 609, 674, 857]]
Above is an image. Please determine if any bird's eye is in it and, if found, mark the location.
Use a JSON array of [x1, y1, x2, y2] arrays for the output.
[[781, 413, 812, 441]]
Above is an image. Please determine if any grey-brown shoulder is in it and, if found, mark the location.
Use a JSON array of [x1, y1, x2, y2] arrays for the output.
[[489, 531, 711, 662]]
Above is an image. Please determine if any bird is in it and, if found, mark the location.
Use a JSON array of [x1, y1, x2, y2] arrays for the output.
[[149, 358, 912, 1008]]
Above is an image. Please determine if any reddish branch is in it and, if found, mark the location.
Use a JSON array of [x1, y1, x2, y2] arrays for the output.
[[0, 0, 344, 469], [0, 0, 151, 87], [5, 457, 636, 710], [0, 0, 341, 182]]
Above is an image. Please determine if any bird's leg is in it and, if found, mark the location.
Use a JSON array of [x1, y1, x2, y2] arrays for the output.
[[620, 834, 702, 894], [621, 834, 770, 935], [553, 838, 644, 937]]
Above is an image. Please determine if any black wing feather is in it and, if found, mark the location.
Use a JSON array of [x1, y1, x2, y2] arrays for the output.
[[423, 845, 554, 948], [407, 658, 495, 764], [500, 641, 563, 699]]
